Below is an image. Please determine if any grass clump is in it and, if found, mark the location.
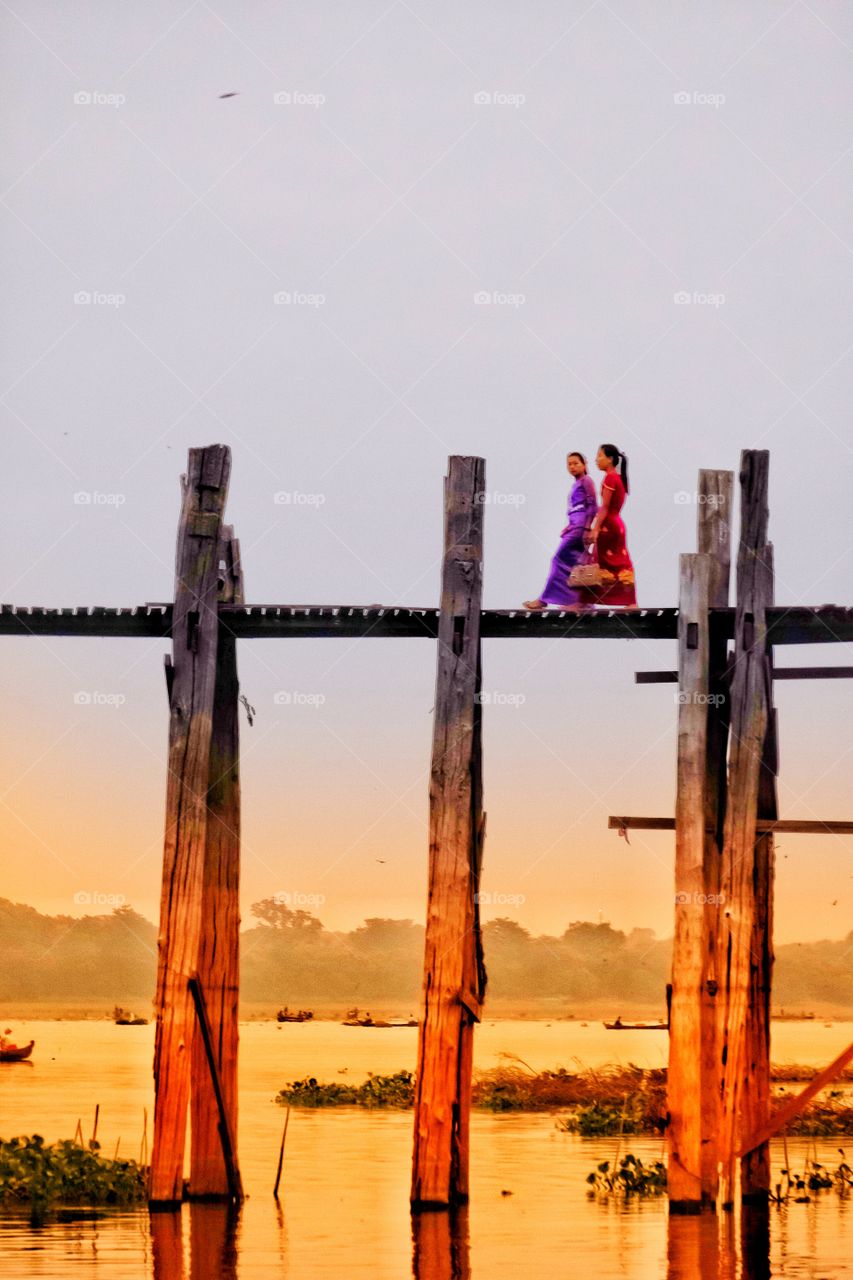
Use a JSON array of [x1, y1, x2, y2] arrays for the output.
[[0, 1135, 146, 1223]]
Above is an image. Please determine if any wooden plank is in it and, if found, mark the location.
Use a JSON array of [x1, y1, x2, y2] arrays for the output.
[[4, 602, 853, 643], [739, 1041, 853, 1155], [668, 553, 712, 1209], [608, 817, 853, 835], [637, 666, 853, 683], [188, 976, 243, 1203], [716, 449, 772, 1209], [411, 456, 487, 1209], [149, 445, 231, 1208], [189, 527, 243, 1199]]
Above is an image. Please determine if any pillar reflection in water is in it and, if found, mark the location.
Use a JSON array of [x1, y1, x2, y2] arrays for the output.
[[412, 1207, 471, 1280], [666, 1202, 771, 1280], [150, 1204, 240, 1280]]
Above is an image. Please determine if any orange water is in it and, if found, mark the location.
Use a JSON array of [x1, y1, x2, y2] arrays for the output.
[[0, 1020, 850, 1278]]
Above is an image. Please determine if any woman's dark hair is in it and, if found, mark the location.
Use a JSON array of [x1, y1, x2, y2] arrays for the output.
[[600, 443, 629, 494], [568, 450, 587, 473]]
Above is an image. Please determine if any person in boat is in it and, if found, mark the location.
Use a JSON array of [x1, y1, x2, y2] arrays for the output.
[[613, 1016, 623, 1028], [579, 444, 636, 607], [524, 451, 597, 610]]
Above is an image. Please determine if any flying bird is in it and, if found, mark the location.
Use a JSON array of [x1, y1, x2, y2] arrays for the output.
[[219, 92, 240, 99]]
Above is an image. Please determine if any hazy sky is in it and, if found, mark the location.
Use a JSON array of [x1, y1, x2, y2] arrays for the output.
[[3, 2, 853, 946]]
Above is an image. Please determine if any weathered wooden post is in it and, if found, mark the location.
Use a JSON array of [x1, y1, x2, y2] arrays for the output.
[[668, 550, 712, 1209], [697, 470, 733, 1205], [189, 527, 243, 1199], [716, 450, 772, 1208], [668, 470, 732, 1210], [411, 456, 487, 1209], [741, 542, 777, 1203], [150, 445, 231, 1207]]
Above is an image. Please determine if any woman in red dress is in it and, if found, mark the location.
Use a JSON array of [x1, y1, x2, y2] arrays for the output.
[[582, 443, 636, 607]]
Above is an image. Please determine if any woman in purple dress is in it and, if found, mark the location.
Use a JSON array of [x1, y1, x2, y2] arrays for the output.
[[524, 452, 597, 610]]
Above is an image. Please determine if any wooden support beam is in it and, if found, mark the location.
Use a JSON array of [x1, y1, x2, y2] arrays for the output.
[[608, 816, 853, 835], [411, 456, 487, 1210], [637, 666, 853, 683], [189, 527, 243, 1199], [739, 1041, 853, 1156], [150, 445, 231, 1209], [668, 552, 713, 1209], [742, 585, 777, 1201], [716, 449, 772, 1209]]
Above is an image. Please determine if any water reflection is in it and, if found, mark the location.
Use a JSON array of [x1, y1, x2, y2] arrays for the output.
[[150, 1204, 239, 1280], [666, 1204, 771, 1280], [412, 1208, 471, 1280]]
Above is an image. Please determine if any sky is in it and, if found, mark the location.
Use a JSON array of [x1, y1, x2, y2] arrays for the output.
[[2, 1, 853, 946]]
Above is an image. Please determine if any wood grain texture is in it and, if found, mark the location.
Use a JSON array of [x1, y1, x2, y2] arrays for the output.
[[189, 527, 243, 1199], [668, 552, 712, 1208], [150, 445, 231, 1207], [411, 457, 487, 1209], [716, 450, 772, 1208]]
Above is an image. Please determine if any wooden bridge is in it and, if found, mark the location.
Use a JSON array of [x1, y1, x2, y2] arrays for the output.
[[4, 444, 851, 1220]]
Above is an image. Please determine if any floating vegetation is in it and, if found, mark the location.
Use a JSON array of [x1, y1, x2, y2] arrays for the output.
[[769, 1153, 853, 1202], [586, 1154, 667, 1196], [0, 1135, 146, 1223], [272, 1061, 853, 1134], [275, 1070, 415, 1108]]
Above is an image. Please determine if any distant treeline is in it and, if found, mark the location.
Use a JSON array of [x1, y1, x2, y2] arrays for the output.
[[1, 896, 851, 1009]]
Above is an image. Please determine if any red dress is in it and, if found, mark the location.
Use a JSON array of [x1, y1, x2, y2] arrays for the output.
[[580, 471, 636, 606]]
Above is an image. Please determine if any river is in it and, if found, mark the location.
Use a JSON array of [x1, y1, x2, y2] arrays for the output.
[[0, 1019, 850, 1277]]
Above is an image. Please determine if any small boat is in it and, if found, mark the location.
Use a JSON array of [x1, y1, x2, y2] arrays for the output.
[[276, 1008, 314, 1023], [771, 1011, 815, 1021], [604, 1019, 668, 1031], [0, 1040, 34, 1062], [113, 1006, 148, 1026], [342, 1008, 418, 1028]]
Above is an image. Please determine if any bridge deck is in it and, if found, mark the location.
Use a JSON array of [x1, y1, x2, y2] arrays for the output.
[[2, 602, 852, 643]]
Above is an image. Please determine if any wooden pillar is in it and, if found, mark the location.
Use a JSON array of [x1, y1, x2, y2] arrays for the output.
[[668, 470, 733, 1211], [411, 456, 487, 1209], [189, 528, 243, 1199], [716, 450, 772, 1208], [668, 551, 712, 1209], [698, 469, 733, 1204], [742, 544, 777, 1201], [150, 445, 231, 1207]]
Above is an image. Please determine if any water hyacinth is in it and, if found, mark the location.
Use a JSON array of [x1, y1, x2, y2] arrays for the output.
[[0, 1135, 146, 1222]]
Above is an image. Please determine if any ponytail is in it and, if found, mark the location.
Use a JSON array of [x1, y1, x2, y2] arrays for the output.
[[600, 443, 629, 494]]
